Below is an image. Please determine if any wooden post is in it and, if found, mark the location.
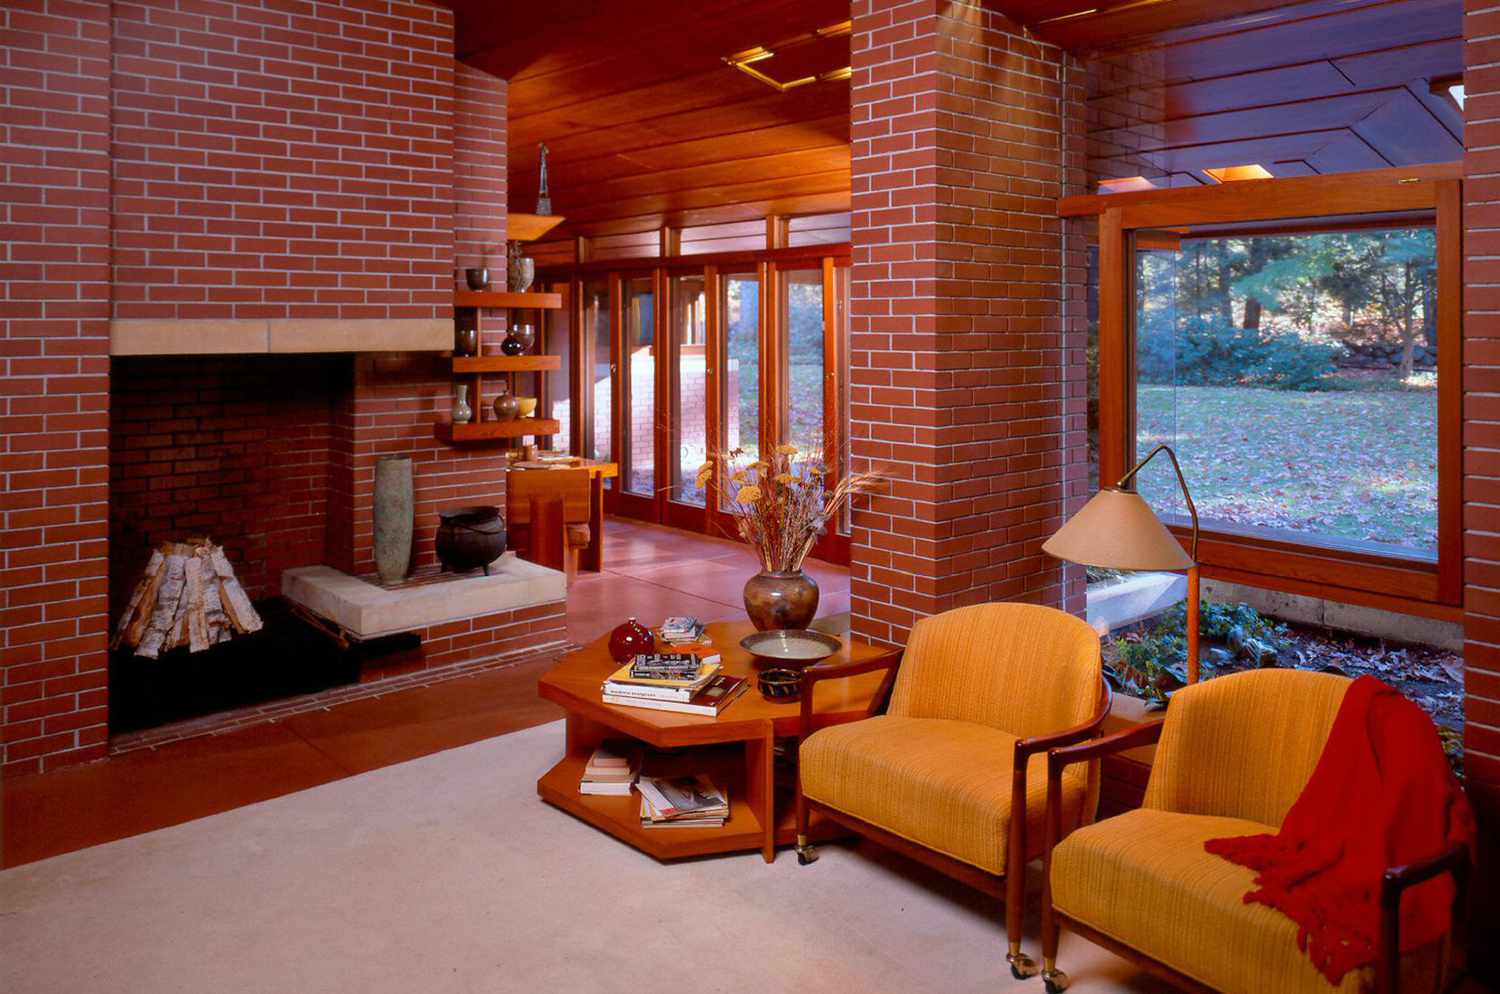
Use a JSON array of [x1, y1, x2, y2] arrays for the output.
[[766, 214, 789, 250], [659, 225, 681, 257], [1186, 565, 1201, 683]]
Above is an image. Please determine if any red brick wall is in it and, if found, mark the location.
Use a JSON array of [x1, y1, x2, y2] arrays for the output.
[[109, 0, 455, 321], [109, 356, 341, 605], [1464, 0, 1500, 975], [847, 0, 1083, 646], [0, 0, 114, 775]]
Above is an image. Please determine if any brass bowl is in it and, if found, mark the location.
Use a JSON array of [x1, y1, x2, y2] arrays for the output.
[[739, 629, 841, 668], [757, 667, 802, 702], [515, 396, 538, 418]]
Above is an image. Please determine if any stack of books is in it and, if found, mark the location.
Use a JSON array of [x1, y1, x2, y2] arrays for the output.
[[658, 616, 707, 646], [579, 742, 638, 796], [601, 652, 748, 716], [637, 774, 729, 828]]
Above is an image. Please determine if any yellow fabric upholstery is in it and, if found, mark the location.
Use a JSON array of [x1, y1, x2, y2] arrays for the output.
[[800, 602, 1103, 876], [888, 602, 1103, 741], [1051, 808, 1363, 994], [800, 715, 1092, 874], [1144, 669, 1350, 826]]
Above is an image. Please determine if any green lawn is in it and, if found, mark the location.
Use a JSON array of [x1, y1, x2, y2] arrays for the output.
[[1135, 384, 1437, 553]]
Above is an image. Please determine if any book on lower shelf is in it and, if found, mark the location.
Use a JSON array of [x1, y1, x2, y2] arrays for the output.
[[637, 774, 729, 828], [602, 673, 748, 716], [579, 742, 639, 796]]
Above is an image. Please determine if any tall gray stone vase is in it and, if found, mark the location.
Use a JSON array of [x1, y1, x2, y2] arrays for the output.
[[373, 455, 414, 585]]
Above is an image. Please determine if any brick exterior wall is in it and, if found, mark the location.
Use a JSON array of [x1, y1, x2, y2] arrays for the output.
[[1464, 0, 1500, 975], [1, 0, 114, 775], [109, 0, 455, 321], [847, 0, 1084, 646]]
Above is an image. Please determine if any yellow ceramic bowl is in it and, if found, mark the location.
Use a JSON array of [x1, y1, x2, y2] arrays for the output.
[[515, 397, 538, 418]]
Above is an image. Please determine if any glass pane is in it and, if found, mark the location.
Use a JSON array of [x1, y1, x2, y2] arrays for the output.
[[721, 272, 759, 512], [781, 269, 824, 459], [623, 275, 656, 497], [544, 284, 571, 451], [835, 264, 851, 536], [671, 274, 707, 506], [1133, 225, 1439, 556], [582, 279, 612, 483]]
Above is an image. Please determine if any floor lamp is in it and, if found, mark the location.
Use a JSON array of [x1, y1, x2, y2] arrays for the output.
[[1043, 445, 1203, 683]]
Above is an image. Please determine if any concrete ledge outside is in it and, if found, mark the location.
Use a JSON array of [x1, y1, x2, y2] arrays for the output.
[[111, 318, 451, 356]]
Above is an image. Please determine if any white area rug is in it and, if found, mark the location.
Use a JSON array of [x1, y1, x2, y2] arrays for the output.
[[0, 723, 1168, 994]]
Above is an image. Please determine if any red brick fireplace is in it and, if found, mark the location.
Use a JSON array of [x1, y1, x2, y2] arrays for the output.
[[1, 0, 555, 774]]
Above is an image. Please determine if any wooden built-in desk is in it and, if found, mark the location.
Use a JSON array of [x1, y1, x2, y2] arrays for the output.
[[507, 457, 618, 572]]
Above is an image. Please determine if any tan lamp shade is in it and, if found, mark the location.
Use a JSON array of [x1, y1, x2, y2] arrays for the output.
[[1043, 488, 1194, 571]]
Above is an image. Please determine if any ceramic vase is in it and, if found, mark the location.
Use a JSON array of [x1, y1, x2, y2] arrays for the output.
[[743, 569, 819, 631], [452, 384, 473, 424], [492, 380, 519, 421], [454, 321, 478, 357], [608, 617, 656, 663], [373, 455, 414, 585], [464, 267, 490, 291], [507, 241, 534, 293]]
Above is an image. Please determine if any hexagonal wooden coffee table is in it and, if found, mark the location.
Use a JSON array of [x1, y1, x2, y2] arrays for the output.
[[537, 619, 892, 863]]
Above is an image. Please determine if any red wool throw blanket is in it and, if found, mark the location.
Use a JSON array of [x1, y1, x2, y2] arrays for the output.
[[1204, 675, 1474, 984]]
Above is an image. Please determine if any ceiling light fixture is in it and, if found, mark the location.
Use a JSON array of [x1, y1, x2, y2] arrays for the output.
[[725, 21, 852, 93], [1203, 164, 1274, 183], [1098, 176, 1158, 193], [1431, 74, 1464, 111]]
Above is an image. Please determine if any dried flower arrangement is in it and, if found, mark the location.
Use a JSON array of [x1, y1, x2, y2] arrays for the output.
[[697, 443, 882, 572]]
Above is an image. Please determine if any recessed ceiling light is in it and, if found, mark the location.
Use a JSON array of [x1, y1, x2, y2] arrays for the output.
[[1098, 176, 1158, 193], [1204, 164, 1273, 183], [1431, 75, 1464, 112]]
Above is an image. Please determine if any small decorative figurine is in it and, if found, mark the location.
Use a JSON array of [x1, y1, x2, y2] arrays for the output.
[[536, 142, 551, 216]]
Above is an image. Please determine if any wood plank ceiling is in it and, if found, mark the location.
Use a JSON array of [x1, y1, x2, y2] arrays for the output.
[[992, 0, 1463, 187], [441, 0, 852, 241]]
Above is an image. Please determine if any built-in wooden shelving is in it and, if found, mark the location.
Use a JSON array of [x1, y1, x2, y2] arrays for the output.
[[451, 355, 561, 374], [454, 290, 563, 310], [507, 213, 566, 243], [435, 419, 562, 444]]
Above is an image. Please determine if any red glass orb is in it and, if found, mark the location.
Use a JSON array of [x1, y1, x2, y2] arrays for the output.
[[608, 617, 655, 663]]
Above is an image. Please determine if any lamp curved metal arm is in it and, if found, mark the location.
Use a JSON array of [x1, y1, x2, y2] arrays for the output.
[[1117, 444, 1199, 562]]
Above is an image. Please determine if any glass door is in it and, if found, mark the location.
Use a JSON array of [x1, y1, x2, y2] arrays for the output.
[[669, 273, 707, 513], [580, 278, 612, 479], [617, 273, 659, 518]]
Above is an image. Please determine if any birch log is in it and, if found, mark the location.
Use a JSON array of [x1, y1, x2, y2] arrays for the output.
[[114, 540, 263, 658]]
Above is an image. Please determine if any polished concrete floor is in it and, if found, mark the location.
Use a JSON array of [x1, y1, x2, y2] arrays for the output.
[[0, 519, 850, 867]]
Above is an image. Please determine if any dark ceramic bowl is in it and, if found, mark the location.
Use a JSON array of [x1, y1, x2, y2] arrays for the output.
[[464, 267, 491, 291], [758, 667, 802, 702], [739, 629, 842, 669]]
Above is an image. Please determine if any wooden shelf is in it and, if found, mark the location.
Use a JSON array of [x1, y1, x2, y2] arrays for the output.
[[508, 213, 566, 243], [452, 354, 560, 374], [454, 290, 563, 310], [435, 418, 560, 443]]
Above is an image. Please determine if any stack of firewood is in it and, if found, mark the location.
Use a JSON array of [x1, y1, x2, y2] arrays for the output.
[[112, 539, 263, 658]]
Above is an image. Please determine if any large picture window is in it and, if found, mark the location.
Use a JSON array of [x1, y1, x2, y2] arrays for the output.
[[1134, 226, 1439, 557]]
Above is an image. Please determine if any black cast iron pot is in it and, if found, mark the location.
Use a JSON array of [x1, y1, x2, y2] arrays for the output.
[[436, 505, 507, 574]]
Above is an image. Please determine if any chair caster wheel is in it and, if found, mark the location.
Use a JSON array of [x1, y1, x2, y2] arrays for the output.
[[796, 845, 819, 865], [1007, 952, 1039, 979], [1042, 968, 1070, 993]]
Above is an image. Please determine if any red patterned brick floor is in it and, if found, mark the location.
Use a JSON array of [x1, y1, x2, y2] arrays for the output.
[[0, 519, 848, 867]]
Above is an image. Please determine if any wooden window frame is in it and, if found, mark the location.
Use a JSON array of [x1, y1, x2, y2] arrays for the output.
[[1061, 164, 1462, 620], [539, 242, 853, 565]]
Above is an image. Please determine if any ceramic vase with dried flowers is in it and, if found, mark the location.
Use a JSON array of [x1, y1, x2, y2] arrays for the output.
[[701, 445, 881, 631]]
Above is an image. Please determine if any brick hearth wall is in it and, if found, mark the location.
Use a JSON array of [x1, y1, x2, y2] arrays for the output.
[[109, 355, 341, 606], [1, 1, 114, 775], [1463, 0, 1500, 976], [847, 0, 1083, 646]]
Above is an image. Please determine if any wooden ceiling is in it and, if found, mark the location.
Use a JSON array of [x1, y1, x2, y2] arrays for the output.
[[440, 0, 851, 241], [995, 0, 1463, 186]]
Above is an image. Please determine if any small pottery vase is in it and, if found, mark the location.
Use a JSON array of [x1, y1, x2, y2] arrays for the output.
[[452, 384, 473, 424], [744, 569, 819, 631], [501, 335, 525, 357], [608, 617, 656, 663], [492, 381, 519, 421], [513, 323, 536, 351], [514, 396, 537, 418], [507, 241, 534, 293], [373, 455, 414, 585], [454, 321, 478, 357], [465, 267, 491, 291]]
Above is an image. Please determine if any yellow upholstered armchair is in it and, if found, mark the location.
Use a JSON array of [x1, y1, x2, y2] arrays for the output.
[[1040, 669, 1469, 994], [794, 602, 1111, 978]]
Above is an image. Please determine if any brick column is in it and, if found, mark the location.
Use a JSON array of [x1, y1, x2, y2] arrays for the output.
[[0, 1, 113, 774], [1464, 1, 1500, 977], [848, 0, 1084, 645]]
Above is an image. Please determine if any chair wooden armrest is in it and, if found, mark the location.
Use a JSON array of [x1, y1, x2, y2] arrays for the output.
[[1014, 680, 1114, 769], [796, 648, 903, 741], [1377, 843, 1471, 994]]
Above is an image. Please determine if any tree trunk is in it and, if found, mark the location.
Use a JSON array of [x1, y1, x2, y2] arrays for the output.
[[1243, 297, 1262, 330]]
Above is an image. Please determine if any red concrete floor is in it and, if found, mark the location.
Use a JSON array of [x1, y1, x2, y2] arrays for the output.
[[0, 519, 849, 868]]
